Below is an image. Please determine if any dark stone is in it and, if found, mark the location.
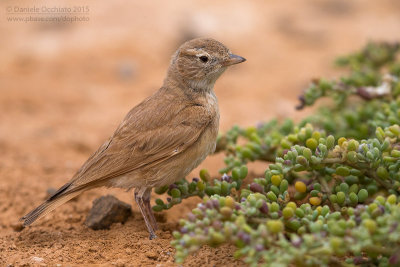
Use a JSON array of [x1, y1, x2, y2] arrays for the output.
[[85, 195, 132, 230]]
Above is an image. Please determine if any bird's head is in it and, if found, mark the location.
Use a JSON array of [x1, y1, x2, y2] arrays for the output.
[[167, 38, 246, 92]]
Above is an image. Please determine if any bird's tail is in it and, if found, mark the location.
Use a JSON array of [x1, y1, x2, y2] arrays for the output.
[[21, 182, 82, 226]]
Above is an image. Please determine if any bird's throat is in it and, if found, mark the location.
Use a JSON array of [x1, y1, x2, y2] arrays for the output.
[[187, 78, 216, 93]]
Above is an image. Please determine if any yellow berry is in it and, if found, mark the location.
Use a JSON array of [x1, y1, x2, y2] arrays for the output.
[[387, 194, 397, 205], [338, 137, 346, 146], [286, 202, 297, 210], [316, 206, 322, 214], [363, 219, 377, 233], [295, 181, 307, 193], [312, 131, 321, 141], [225, 196, 235, 208], [271, 175, 282, 186], [306, 138, 318, 150], [309, 197, 321, 206], [369, 203, 378, 212], [347, 140, 359, 151], [220, 207, 233, 218], [266, 220, 284, 233], [282, 207, 294, 219]]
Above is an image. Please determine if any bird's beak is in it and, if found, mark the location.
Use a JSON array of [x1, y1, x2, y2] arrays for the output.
[[223, 54, 246, 66]]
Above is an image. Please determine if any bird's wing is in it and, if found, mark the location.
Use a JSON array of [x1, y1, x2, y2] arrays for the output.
[[65, 100, 214, 192]]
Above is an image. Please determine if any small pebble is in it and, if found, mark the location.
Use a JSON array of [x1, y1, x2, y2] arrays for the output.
[[85, 195, 132, 230], [31, 256, 44, 263]]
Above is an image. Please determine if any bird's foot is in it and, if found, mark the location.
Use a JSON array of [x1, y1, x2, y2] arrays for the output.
[[149, 232, 157, 240]]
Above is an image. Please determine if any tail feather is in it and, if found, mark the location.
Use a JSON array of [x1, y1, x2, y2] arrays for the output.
[[48, 182, 72, 201], [21, 189, 81, 226]]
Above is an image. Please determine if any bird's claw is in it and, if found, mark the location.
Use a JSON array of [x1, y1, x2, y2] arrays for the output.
[[149, 233, 157, 240]]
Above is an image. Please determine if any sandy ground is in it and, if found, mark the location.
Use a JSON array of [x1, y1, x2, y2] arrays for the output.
[[1, 0, 400, 265]]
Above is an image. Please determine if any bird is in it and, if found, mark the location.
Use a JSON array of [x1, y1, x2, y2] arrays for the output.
[[21, 38, 246, 239]]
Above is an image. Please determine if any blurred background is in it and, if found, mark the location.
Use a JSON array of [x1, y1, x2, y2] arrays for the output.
[[1, 0, 400, 265]]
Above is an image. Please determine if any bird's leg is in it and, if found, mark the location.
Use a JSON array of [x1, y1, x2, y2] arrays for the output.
[[142, 188, 158, 231], [134, 188, 157, 239]]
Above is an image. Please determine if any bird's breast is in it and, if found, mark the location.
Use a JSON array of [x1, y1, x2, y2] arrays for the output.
[[193, 91, 220, 160], [203, 90, 220, 151]]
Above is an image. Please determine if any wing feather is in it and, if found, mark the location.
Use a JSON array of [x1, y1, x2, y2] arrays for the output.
[[64, 93, 213, 192]]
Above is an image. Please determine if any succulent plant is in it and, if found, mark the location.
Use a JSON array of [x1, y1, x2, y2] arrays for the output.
[[153, 41, 400, 266]]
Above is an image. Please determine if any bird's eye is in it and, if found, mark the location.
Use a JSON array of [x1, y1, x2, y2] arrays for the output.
[[199, 56, 209, 63]]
